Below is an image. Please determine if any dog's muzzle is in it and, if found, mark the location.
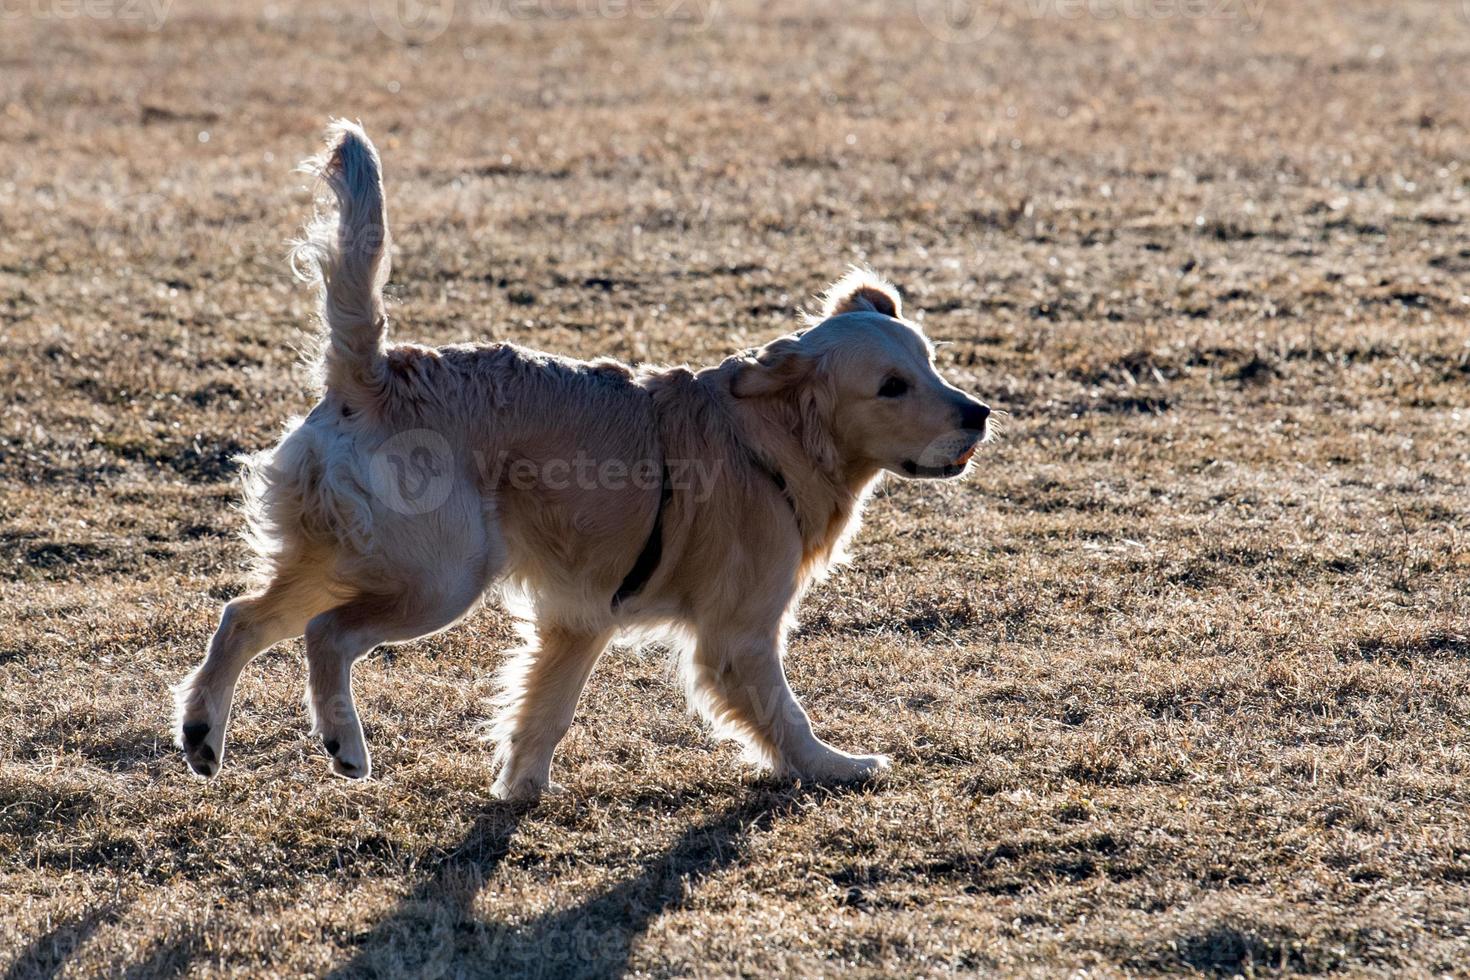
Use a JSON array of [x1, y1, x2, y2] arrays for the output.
[[902, 405, 989, 479]]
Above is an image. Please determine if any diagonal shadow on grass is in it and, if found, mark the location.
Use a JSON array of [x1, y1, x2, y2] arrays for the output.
[[116, 924, 207, 980], [329, 784, 819, 979], [2, 904, 123, 980]]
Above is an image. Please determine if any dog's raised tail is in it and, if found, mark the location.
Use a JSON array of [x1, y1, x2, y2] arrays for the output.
[[292, 120, 390, 409]]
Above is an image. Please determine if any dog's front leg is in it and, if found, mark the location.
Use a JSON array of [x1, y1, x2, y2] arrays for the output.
[[489, 624, 613, 801], [685, 625, 888, 783]]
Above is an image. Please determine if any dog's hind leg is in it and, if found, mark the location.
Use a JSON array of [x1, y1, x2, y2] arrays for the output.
[[304, 571, 487, 779], [489, 623, 613, 801], [175, 570, 335, 777], [684, 624, 889, 784]]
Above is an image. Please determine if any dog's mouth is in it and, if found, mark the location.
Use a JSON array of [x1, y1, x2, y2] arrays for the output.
[[900, 441, 980, 480]]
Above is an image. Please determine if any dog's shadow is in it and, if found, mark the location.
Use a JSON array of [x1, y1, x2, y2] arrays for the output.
[[329, 784, 822, 979]]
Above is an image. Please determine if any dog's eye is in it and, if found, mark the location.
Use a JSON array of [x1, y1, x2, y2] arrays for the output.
[[877, 376, 909, 398]]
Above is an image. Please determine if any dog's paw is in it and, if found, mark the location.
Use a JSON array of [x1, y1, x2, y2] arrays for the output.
[[178, 719, 223, 779], [329, 749, 371, 780], [174, 679, 228, 779], [490, 772, 556, 802], [792, 748, 891, 784], [844, 753, 891, 781], [317, 730, 371, 780]]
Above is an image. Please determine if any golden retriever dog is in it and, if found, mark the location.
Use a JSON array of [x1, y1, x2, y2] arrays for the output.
[[173, 121, 990, 800]]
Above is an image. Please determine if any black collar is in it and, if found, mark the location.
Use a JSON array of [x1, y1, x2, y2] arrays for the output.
[[608, 449, 799, 611], [743, 448, 800, 528], [611, 464, 672, 610]]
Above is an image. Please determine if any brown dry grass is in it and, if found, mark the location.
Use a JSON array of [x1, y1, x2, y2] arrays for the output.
[[3, 0, 1469, 975]]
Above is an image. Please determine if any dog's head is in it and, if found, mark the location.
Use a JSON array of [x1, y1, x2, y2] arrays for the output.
[[733, 270, 990, 479]]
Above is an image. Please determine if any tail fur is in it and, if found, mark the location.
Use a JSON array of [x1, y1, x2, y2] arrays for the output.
[[292, 119, 391, 409]]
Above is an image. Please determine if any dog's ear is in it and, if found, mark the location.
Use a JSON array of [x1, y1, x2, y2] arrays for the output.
[[819, 268, 902, 320], [731, 338, 838, 470], [731, 337, 814, 398]]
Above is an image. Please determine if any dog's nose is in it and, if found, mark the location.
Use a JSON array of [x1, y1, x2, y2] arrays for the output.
[[959, 401, 991, 432]]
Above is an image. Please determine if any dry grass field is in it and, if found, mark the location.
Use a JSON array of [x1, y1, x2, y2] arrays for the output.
[[3, 0, 1469, 975]]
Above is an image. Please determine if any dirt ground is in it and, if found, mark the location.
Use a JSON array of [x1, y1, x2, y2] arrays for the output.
[[2, 0, 1468, 975]]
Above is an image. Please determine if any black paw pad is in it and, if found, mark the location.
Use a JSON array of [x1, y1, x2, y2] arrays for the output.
[[181, 722, 209, 749], [323, 738, 341, 756]]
